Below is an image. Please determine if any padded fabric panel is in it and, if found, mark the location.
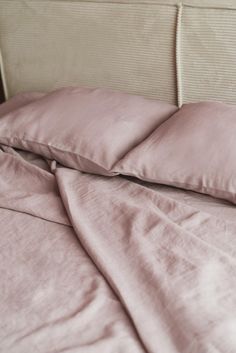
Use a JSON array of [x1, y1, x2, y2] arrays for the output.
[[24, 0, 236, 8], [1, 0, 236, 104], [182, 5, 236, 104], [0, 0, 177, 102]]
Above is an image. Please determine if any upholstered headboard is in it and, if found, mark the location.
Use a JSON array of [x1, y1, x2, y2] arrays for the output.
[[0, 0, 236, 106]]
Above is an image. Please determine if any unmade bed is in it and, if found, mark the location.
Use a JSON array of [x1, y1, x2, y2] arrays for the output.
[[0, 1, 236, 353]]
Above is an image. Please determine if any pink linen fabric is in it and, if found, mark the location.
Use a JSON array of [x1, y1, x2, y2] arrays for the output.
[[1, 209, 144, 353], [0, 155, 144, 353], [1, 146, 236, 352], [117, 102, 236, 203], [0, 150, 69, 225], [1, 94, 236, 352], [0, 87, 177, 175], [0, 92, 45, 117], [56, 167, 236, 353]]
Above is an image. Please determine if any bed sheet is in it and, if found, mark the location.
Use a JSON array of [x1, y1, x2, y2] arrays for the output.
[[1, 148, 236, 353], [137, 180, 236, 223]]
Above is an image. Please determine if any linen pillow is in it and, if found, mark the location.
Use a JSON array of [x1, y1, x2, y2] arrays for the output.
[[116, 101, 236, 203], [0, 87, 177, 175]]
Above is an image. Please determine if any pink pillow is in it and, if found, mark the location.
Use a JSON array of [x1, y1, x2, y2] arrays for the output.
[[116, 101, 236, 203], [0, 87, 177, 175]]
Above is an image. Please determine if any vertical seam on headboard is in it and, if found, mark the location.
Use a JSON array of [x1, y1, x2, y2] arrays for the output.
[[0, 46, 9, 100], [176, 2, 183, 108]]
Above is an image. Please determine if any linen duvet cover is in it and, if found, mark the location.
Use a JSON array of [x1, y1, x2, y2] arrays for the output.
[[0, 89, 236, 353]]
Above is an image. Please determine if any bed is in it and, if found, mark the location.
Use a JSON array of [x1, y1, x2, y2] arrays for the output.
[[0, 1, 236, 353]]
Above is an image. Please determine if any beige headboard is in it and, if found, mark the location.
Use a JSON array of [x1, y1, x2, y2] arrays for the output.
[[0, 0, 236, 106]]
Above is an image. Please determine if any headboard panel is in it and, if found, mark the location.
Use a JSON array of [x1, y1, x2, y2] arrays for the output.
[[0, 1, 177, 102], [1, 0, 236, 105], [182, 5, 236, 105]]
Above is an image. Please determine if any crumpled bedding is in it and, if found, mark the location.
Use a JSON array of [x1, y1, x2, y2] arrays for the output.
[[1, 148, 236, 353]]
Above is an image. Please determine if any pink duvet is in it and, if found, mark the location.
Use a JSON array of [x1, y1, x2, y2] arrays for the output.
[[1, 147, 236, 353]]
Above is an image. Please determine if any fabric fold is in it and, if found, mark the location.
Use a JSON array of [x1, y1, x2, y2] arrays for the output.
[[56, 167, 236, 353], [0, 151, 70, 226]]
